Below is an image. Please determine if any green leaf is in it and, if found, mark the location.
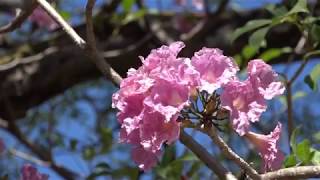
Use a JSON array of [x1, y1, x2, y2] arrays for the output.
[[296, 139, 312, 164], [287, 0, 309, 15], [99, 127, 113, 153], [59, 11, 71, 20], [242, 45, 258, 60], [265, 4, 288, 17], [259, 47, 292, 62], [70, 139, 78, 151], [111, 166, 139, 179], [122, 9, 146, 25], [178, 152, 199, 161], [96, 162, 111, 170], [234, 54, 242, 66], [160, 145, 176, 166], [304, 63, 320, 91], [292, 91, 307, 100], [284, 154, 297, 167], [311, 24, 320, 45], [290, 127, 301, 154], [231, 19, 272, 43], [249, 26, 270, 48], [157, 152, 198, 179], [83, 147, 96, 160], [87, 163, 111, 179], [313, 132, 320, 143], [122, 0, 135, 12], [311, 150, 320, 165]]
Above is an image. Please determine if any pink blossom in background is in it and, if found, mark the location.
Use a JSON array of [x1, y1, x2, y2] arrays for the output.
[[29, 7, 58, 30], [173, 15, 194, 33], [192, 0, 204, 10], [191, 47, 239, 93], [21, 164, 49, 180], [221, 80, 267, 136], [0, 138, 5, 154], [248, 60, 285, 100], [174, 0, 204, 10], [112, 42, 199, 170], [245, 123, 284, 172]]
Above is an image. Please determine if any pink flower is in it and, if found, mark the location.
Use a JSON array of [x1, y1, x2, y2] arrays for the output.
[[221, 80, 267, 136], [21, 164, 49, 180], [191, 47, 238, 93], [30, 7, 58, 30], [221, 60, 284, 135], [139, 106, 180, 152], [112, 42, 199, 170], [248, 60, 285, 100], [245, 123, 284, 172]]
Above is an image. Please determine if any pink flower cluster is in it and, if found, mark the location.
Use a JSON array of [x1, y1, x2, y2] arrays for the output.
[[29, 7, 58, 30], [21, 164, 49, 180], [112, 42, 199, 170], [112, 42, 285, 171]]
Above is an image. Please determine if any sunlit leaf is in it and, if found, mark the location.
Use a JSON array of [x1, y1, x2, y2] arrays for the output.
[[231, 19, 272, 43], [259, 47, 292, 62], [305, 63, 320, 91], [265, 4, 288, 17], [242, 45, 258, 60], [122, 0, 135, 12], [249, 26, 270, 48], [290, 127, 301, 154], [284, 154, 297, 167], [296, 139, 312, 164], [292, 91, 307, 100], [83, 147, 96, 160], [287, 0, 309, 15], [311, 149, 320, 165], [122, 9, 146, 25]]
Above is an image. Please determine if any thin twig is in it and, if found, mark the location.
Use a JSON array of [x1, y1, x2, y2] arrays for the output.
[[9, 149, 50, 167], [36, 0, 86, 48], [85, 0, 122, 86], [2, 96, 78, 179], [289, 50, 320, 84], [261, 166, 320, 180], [0, 2, 37, 33], [180, 130, 237, 180], [284, 32, 308, 151], [197, 126, 261, 179]]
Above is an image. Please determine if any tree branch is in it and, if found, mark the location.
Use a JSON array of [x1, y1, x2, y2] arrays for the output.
[[196, 126, 260, 179], [0, 1, 37, 33], [3, 121, 78, 179], [36, 0, 86, 48], [85, 0, 122, 86], [261, 166, 320, 180], [179, 130, 237, 180]]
